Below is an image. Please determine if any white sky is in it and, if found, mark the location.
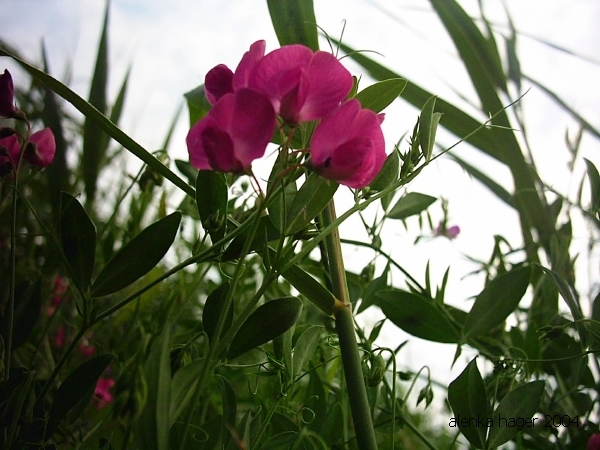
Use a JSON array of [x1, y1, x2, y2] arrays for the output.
[[2, 0, 600, 419]]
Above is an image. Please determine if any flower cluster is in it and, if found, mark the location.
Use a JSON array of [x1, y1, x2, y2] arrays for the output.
[[186, 41, 386, 188], [0, 69, 56, 175]]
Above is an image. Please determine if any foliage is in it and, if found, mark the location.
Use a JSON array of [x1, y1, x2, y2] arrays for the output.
[[1, 1, 599, 449]]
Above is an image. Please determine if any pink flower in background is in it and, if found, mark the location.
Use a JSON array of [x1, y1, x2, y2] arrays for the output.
[[187, 88, 276, 172], [0, 69, 18, 118], [205, 40, 266, 105], [435, 222, 460, 240], [94, 377, 115, 409], [248, 44, 353, 124], [588, 434, 600, 450], [24, 128, 56, 167], [52, 325, 66, 348], [309, 99, 386, 188]]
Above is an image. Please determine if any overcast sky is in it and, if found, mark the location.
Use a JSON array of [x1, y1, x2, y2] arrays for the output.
[[2, 0, 600, 401]]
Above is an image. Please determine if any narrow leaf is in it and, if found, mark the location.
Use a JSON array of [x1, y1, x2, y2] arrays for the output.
[[388, 192, 437, 220], [281, 264, 336, 316], [91, 212, 181, 297], [203, 282, 233, 344], [584, 158, 600, 214], [376, 290, 460, 343], [45, 354, 115, 440], [267, 0, 319, 50], [169, 359, 205, 427], [447, 358, 489, 448], [354, 78, 407, 113], [418, 96, 439, 163], [184, 84, 212, 127], [216, 374, 237, 448], [487, 381, 545, 448], [292, 325, 323, 378], [463, 266, 531, 340], [60, 192, 96, 292], [286, 173, 338, 235], [228, 297, 302, 360], [369, 148, 400, 193], [196, 170, 227, 244]]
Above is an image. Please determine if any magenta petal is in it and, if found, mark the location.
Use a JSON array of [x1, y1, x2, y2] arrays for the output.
[[230, 89, 276, 167], [201, 126, 240, 172], [205, 64, 234, 106], [233, 40, 266, 90], [297, 51, 353, 122], [26, 128, 56, 167], [0, 134, 22, 162]]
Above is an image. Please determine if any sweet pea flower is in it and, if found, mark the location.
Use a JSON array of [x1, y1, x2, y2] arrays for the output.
[[248, 44, 353, 124], [0, 69, 18, 118], [588, 434, 600, 450], [205, 40, 266, 106], [94, 377, 115, 409], [309, 99, 386, 188], [186, 88, 276, 172], [0, 133, 22, 170], [435, 222, 460, 240], [24, 128, 56, 167]]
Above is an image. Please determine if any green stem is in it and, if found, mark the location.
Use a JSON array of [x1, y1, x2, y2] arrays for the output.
[[322, 201, 378, 450]]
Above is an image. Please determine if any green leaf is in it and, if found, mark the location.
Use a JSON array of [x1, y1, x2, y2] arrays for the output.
[[540, 266, 586, 348], [318, 402, 344, 445], [463, 266, 531, 340], [222, 215, 280, 261], [60, 192, 96, 292], [286, 173, 338, 235], [281, 264, 336, 316], [387, 192, 437, 220], [228, 297, 302, 360], [354, 78, 407, 113], [368, 148, 400, 193], [91, 212, 181, 297], [216, 374, 237, 448], [376, 290, 460, 343], [169, 359, 205, 427], [260, 431, 298, 450], [196, 170, 227, 244], [81, 2, 109, 205], [184, 84, 212, 127], [418, 96, 441, 163], [267, 0, 318, 51], [45, 354, 115, 440], [447, 358, 489, 449], [135, 326, 171, 450], [292, 325, 323, 379], [487, 381, 545, 448], [585, 158, 600, 214], [357, 270, 388, 315], [203, 282, 233, 344]]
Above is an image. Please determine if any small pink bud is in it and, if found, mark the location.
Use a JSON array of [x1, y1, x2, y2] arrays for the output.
[[0, 69, 18, 118], [588, 433, 600, 450], [94, 377, 116, 409]]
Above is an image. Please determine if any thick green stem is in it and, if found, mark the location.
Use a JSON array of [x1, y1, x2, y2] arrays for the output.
[[322, 201, 378, 450]]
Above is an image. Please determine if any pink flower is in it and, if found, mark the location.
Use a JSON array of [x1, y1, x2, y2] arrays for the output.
[[248, 44, 353, 124], [0, 133, 22, 173], [78, 342, 96, 358], [0, 69, 18, 118], [52, 325, 66, 348], [205, 40, 266, 106], [186, 88, 276, 172], [24, 128, 55, 167], [588, 434, 600, 450], [309, 99, 386, 188], [94, 377, 115, 409], [435, 222, 460, 240]]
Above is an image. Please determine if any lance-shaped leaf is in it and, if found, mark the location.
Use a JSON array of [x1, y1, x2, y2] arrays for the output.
[[91, 212, 181, 297], [418, 96, 442, 163], [267, 0, 319, 51], [281, 263, 336, 316], [448, 358, 489, 448], [216, 374, 237, 448], [82, 2, 109, 206], [44, 354, 115, 440], [369, 148, 400, 193], [292, 325, 323, 379], [354, 78, 407, 113], [585, 158, 600, 215], [203, 282, 233, 344], [195, 170, 227, 244], [487, 381, 545, 448], [463, 266, 530, 340], [169, 359, 205, 427], [285, 173, 338, 235], [387, 192, 437, 220], [60, 192, 96, 292], [376, 290, 460, 343], [228, 297, 302, 360], [184, 84, 212, 127]]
